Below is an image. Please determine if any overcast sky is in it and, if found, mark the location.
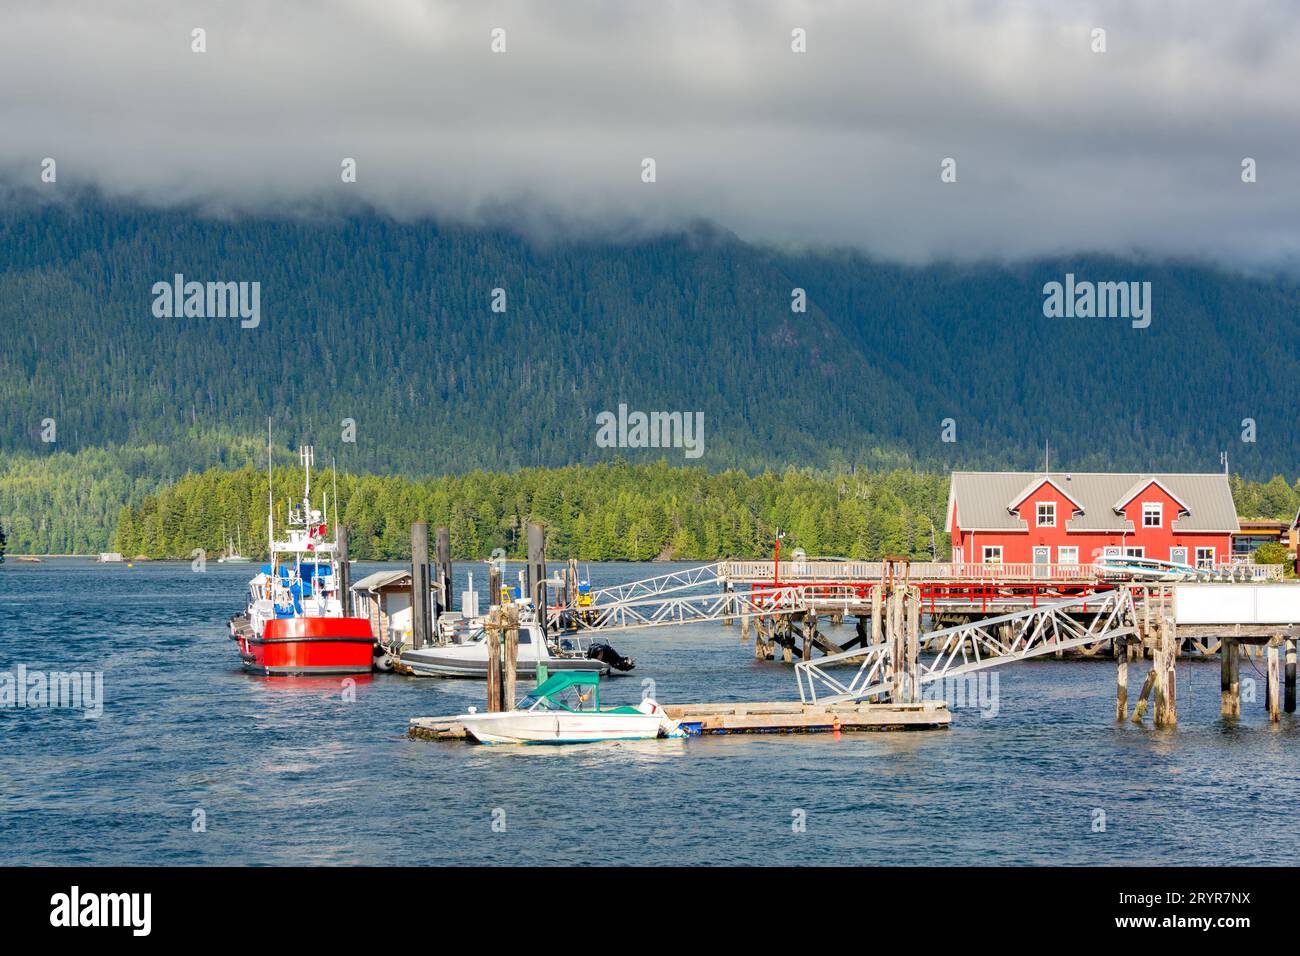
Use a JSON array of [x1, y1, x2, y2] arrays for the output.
[[2, 0, 1298, 267]]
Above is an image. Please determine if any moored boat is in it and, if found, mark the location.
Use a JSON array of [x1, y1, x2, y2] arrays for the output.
[[218, 526, 253, 564], [452, 671, 683, 744], [397, 601, 634, 678], [229, 443, 377, 676]]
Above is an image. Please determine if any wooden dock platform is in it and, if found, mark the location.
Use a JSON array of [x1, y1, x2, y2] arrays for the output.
[[408, 700, 949, 741], [662, 700, 949, 734]]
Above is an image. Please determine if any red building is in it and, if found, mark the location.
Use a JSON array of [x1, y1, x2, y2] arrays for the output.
[[947, 472, 1238, 569]]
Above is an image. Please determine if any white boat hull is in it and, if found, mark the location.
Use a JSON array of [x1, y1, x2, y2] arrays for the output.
[[459, 711, 667, 744]]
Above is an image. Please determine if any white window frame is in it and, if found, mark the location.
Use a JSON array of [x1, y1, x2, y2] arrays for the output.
[[982, 545, 1003, 565], [1170, 546, 1188, 565], [1124, 547, 1145, 558], [1036, 502, 1056, 527], [1142, 502, 1162, 528], [953, 547, 964, 564], [1058, 546, 1079, 565], [1195, 547, 1215, 569]]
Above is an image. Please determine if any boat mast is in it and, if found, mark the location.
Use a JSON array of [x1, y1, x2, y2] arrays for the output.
[[300, 445, 313, 515], [266, 417, 274, 559], [331, 457, 340, 543]]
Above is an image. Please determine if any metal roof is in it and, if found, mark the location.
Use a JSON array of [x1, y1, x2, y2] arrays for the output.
[[351, 569, 412, 592], [949, 472, 1240, 533]]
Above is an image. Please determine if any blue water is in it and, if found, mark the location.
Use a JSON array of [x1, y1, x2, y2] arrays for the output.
[[1, 560, 1296, 865]]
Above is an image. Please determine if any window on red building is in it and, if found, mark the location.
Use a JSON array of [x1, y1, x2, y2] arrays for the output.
[[1036, 502, 1056, 527], [1142, 502, 1162, 527]]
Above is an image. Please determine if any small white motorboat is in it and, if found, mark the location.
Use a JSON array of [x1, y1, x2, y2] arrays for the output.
[[453, 671, 684, 745], [397, 602, 634, 679]]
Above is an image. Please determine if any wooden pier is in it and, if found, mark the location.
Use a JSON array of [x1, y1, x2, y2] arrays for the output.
[[661, 700, 948, 734]]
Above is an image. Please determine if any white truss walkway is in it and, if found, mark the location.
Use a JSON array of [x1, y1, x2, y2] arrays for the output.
[[794, 590, 1138, 704], [583, 562, 725, 605], [546, 585, 809, 634]]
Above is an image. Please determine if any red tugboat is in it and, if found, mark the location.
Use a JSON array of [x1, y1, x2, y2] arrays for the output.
[[230, 443, 377, 676]]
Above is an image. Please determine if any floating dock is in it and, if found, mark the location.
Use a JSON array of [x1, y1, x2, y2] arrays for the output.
[[408, 700, 949, 741]]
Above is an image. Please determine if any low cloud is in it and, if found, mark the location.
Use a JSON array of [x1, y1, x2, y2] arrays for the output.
[[2, 0, 1298, 266]]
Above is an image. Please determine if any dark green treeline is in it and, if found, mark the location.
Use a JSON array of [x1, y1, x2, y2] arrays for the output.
[[112, 461, 953, 561]]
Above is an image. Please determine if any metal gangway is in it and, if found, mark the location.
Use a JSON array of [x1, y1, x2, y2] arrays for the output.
[[543, 561, 806, 634], [583, 562, 725, 605], [794, 590, 1139, 704]]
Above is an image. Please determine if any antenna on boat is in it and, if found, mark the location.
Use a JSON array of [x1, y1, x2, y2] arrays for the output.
[[331, 457, 339, 540], [299, 445, 314, 512]]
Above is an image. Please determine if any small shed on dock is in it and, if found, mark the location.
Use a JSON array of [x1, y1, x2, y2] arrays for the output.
[[351, 570, 439, 644]]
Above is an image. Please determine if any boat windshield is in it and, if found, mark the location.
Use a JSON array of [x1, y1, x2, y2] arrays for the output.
[[464, 626, 533, 645], [518, 684, 599, 713]]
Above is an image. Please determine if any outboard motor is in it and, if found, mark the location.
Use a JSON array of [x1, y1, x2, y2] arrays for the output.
[[586, 641, 635, 672]]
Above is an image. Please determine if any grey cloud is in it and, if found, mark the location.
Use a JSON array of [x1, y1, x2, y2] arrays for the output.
[[2, 0, 1298, 266]]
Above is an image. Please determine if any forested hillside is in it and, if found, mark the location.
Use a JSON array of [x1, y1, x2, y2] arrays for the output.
[[3, 202, 1300, 553]]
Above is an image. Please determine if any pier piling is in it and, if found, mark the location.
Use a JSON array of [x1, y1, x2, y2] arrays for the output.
[[1221, 638, 1241, 718], [503, 603, 519, 709], [435, 527, 452, 614], [906, 588, 920, 703], [1267, 638, 1281, 722], [411, 522, 432, 650], [1286, 639, 1296, 714], [1116, 637, 1128, 720], [485, 607, 503, 712], [336, 525, 352, 617], [526, 522, 546, 631]]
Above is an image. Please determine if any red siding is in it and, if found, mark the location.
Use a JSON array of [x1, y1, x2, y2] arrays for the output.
[[951, 478, 1231, 565]]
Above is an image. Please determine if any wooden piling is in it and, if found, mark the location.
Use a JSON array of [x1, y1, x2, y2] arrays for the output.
[[434, 527, 452, 615], [526, 522, 546, 632], [1155, 614, 1176, 727], [1267, 638, 1281, 723], [870, 586, 883, 646], [410, 521, 432, 651], [1131, 668, 1157, 722], [485, 607, 503, 712], [336, 524, 352, 617], [906, 588, 920, 703], [741, 613, 751, 643], [1221, 638, 1240, 718], [1116, 637, 1128, 720], [889, 588, 906, 703], [1286, 639, 1296, 714], [503, 603, 519, 710]]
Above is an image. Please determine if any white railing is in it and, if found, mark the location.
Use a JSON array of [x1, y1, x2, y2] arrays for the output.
[[720, 560, 1286, 584], [721, 560, 1102, 582]]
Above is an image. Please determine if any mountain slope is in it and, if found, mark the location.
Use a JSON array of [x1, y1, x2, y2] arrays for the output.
[[1, 203, 1297, 481]]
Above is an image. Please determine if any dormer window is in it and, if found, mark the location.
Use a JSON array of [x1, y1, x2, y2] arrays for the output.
[[1036, 502, 1056, 527], [1142, 502, 1162, 528]]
